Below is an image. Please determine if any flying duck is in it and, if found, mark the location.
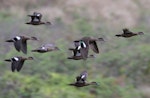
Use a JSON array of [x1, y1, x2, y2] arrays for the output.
[[74, 37, 104, 55], [68, 71, 98, 87], [116, 28, 144, 38], [4, 56, 34, 72], [31, 44, 59, 53], [5, 36, 38, 54], [26, 12, 51, 25]]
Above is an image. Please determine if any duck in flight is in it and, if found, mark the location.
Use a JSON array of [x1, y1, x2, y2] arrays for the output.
[[115, 28, 144, 38], [5, 36, 38, 54], [4, 56, 34, 72], [68, 71, 98, 87], [31, 43, 59, 53], [26, 12, 51, 25], [72, 37, 104, 59]]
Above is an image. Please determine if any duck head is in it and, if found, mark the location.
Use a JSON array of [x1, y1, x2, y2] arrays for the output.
[[138, 32, 144, 35], [27, 57, 34, 60], [31, 37, 38, 40], [90, 82, 99, 86]]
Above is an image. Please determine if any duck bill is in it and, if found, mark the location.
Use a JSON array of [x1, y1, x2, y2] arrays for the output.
[[115, 34, 122, 37]]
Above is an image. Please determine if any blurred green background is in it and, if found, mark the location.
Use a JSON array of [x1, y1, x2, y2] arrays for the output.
[[0, 0, 150, 98]]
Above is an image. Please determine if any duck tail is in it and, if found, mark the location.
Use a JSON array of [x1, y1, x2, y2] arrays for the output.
[[115, 34, 122, 37], [5, 39, 14, 42], [4, 59, 11, 62], [138, 32, 144, 35]]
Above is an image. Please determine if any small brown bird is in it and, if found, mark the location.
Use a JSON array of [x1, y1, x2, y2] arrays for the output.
[[68, 71, 98, 87], [5, 36, 38, 54], [67, 48, 95, 60], [26, 12, 51, 25], [116, 28, 144, 38], [4, 56, 34, 72], [31, 44, 59, 53]]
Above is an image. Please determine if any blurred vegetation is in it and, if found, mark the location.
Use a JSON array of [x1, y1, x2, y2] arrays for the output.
[[0, 0, 150, 98]]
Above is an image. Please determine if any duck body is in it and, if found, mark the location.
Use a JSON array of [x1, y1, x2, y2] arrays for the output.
[[68, 82, 90, 87], [74, 37, 104, 54], [32, 44, 59, 53], [4, 56, 33, 72], [26, 12, 51, 25], [6, 36, 38, 54], [116, 28, 144, 38], [69, 71, 98, 87]]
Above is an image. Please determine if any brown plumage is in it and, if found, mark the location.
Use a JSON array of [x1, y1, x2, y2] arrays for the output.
[[4, 56, 34, 72], [5, 36, 38, 54], [116, 28, 144, 38], [73, 37, 104, 59], [26, 12, 51, 25], [68, 71, 98, 87], [31, 44, 59, 53]]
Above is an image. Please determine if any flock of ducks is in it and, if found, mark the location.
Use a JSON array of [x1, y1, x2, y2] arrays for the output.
[[4, 12, 144, 87]]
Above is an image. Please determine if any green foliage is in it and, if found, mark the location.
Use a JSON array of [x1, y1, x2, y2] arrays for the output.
[[0, 1, 150, 97]]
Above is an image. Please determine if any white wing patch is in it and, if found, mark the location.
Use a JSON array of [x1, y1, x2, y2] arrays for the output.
[[82, 42, 86, 48], [37, 13, 41, 17], [15, 36, 21, 40], [81, 74, 86, 79], [41, 47, 46, 50], [13, 57, 19, 61], [77, 46, 81, 50]]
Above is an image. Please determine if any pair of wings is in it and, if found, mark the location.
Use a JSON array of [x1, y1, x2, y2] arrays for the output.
[[14, 39, 27, 54], [28, 13, 42, 22], [73, 42, 89, 60], [123, 29, 133, 34], [11, 58, 25, 72], [73, 39, 99, 59], [76, 71, 88, 83]]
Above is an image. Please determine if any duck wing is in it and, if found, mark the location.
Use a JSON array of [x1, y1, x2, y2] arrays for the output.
[[21, 40, 27, 54], [80, 48, 89, 60], [76, 71, 87, 83], [16, 60, 25, 72], [11, 61, 19, 72], [89, 41, 99, 53], [14, 40, 21, 52]]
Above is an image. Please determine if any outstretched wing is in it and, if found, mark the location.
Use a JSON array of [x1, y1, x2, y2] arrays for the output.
[[14, 40, 21, 52], [11, 61, 17, 72], [16, 60, 25, 72], [76, 71, 88, 83], [89, 41, 99, 53], [21, 40, 27, 54]]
